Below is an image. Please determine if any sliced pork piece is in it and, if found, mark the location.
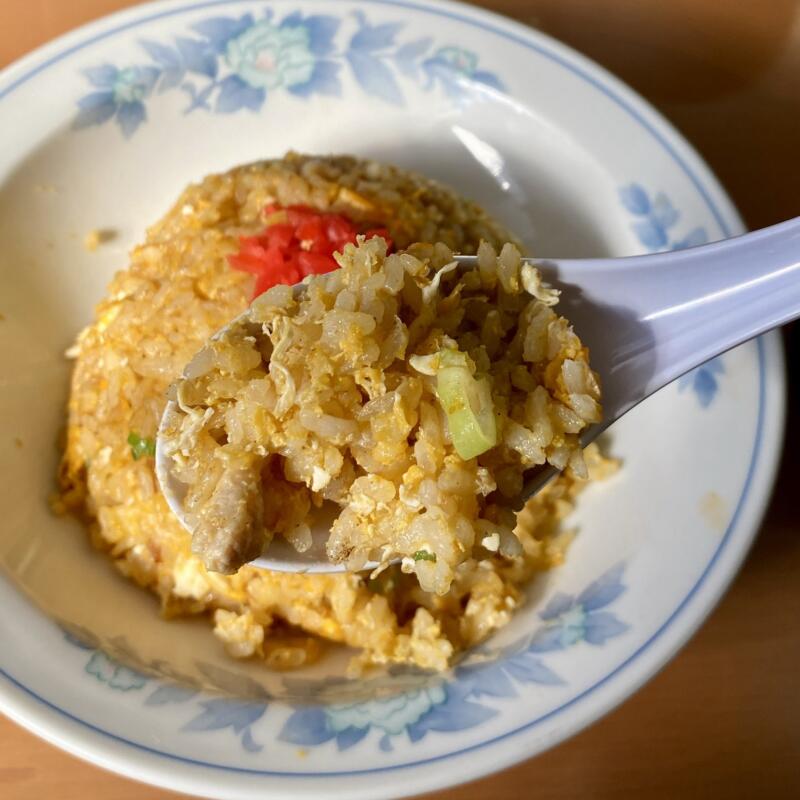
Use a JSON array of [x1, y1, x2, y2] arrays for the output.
[[191, 452, 267, 573]]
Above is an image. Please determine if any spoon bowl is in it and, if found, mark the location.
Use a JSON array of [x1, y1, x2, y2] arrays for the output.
[[157, 218, 800, 573]]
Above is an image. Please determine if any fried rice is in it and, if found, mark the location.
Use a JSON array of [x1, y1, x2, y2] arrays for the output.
[[57, 152, 616, 673]]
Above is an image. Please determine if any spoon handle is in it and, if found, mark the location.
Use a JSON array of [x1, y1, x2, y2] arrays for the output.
[[536, 216, 800, 422]]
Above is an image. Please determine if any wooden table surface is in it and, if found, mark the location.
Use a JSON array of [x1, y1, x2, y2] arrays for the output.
[[2, 1, 799, 798]]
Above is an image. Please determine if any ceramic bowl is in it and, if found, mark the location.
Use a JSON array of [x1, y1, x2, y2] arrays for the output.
[[0, 1, 785, 797]]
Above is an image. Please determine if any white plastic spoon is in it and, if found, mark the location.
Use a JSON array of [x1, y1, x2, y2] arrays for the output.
[[157, 217, 800, 573]]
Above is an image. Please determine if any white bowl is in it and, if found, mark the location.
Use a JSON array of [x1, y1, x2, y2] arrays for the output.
[[0, 1, 785, 798]]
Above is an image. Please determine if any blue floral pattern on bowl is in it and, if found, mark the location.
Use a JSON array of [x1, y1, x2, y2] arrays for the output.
[[620, 183, 724, 407], [678, 357, 725, 409], [619, 183, 707, 252], [85, 650, 148, 691], [73, 9, 504, 137], [63, 564, 627, 754], [63, 625, 270, 751]]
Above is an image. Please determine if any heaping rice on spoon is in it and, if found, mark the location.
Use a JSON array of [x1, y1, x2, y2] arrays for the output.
[[162, 235, 603, 596]]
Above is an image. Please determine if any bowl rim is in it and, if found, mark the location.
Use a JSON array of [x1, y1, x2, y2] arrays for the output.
[[0, 0, 787, 797]]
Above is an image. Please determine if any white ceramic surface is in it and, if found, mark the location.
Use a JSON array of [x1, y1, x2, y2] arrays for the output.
[[0, 1, 785, 799]]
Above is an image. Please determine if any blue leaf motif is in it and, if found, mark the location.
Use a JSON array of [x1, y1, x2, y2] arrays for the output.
[[288, 60, 341, 98], [528, 624, 569, 653], [139, 44, 179, 92], [279, 707, 334, 746], [504, 656, 564, 686], [336, 725, 370, 750], [671, 227, 707, 250], [280, 13, 339, 57], [461, 662, 518, 699], [158, 67, 186, 93], [195, 661, 270, 699], [633, 218, 668, 251], [83, 64, 118, 87], [395, 37, 432, 61], [406, 721, 427, 743], [73, 92, 117, 129], [461, 650, 565, 693], [439, 677, 477, 704], [619, 183, 651, 216], [346, 51, 404, 105], [651, 192, 679, 231], [215, 75, 265, 113], [307, 15, 340, 56], [241, 727, 261, 752], [409, 697, 496, 735], [471, 69, 505, 91], [280, 10, 304, 27], [577, 562, 626, 611], [393, 37, 432, 78], [191, 14, 254, 53], [145, 683, 198, 706], [349, 21, 404, 52], [140, 40, 180, 69], [583, 611, 629, 645], [693, 368, 718, 408], [539, 592, 575, 621], [138, 66, 161, 94], [175, 37, 218, 78], [679, 358, 724, 408], [182, 81, 215, 112], [182, 698, 267, 734], [117, 101, 146, 138]]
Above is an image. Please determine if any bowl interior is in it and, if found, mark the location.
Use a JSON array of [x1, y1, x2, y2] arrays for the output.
[[0, 0, 777, 790]]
